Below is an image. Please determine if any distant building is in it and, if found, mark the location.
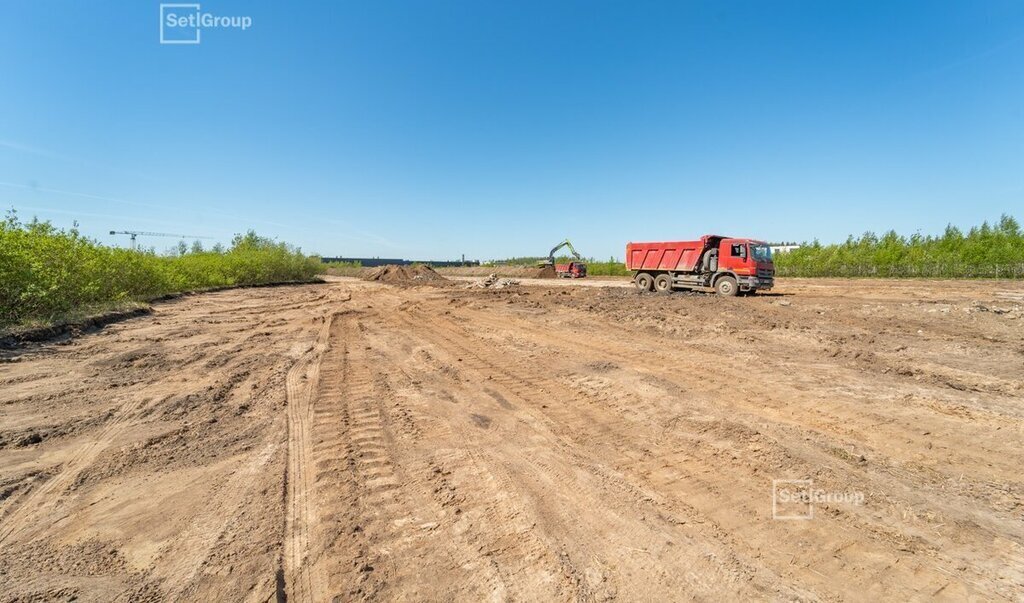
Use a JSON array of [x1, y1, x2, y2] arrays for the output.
[[769, 244, 801, 254]]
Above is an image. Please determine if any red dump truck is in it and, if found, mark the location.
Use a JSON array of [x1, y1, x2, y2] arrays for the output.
[[626, 235, 774, 295], [555, 261, 587, 278]]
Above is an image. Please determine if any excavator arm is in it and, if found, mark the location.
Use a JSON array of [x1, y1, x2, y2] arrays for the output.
[[537, 239, 588, 278], [546, 239, 583, 264]]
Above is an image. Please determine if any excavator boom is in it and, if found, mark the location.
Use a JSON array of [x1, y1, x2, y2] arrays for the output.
[[538, 239, 588, 278], [546, 239, 583, 263]]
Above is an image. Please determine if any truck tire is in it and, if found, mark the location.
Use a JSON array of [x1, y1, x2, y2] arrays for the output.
[[715, 275, 738, 297], [634, 272, 654, 292], [654, 274, 672, 294]]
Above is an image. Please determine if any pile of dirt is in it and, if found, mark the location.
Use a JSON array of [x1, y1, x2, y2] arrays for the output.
[[533, 265, 557, 279], [362, 264, 447, 283], [467, 274, 520, 289]]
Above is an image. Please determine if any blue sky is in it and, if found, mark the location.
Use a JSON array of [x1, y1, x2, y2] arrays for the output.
[[1, 1, 1022, 260]]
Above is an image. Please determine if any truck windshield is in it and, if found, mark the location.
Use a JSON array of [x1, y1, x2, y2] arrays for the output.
[[751, 244, 772, 262]]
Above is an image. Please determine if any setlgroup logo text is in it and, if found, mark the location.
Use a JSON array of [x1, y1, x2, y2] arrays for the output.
[[160, 4, 253, 45]]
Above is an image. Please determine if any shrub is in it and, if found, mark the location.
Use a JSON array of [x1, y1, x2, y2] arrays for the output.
[[0, 213, 322, 328]]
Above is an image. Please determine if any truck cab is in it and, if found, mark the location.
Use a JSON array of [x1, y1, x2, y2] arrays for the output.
[[715, 238, 775, 293]]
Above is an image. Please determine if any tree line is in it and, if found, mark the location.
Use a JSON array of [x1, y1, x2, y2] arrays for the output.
[[1, 212, 322, 329], [773, 215, 1024, 278]]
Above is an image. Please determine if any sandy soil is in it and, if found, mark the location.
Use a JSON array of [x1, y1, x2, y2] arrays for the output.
[[1, 278, 1022, 601]]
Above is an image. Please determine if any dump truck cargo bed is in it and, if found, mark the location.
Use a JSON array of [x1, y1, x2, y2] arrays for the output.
[[626, 237, 720, 272]]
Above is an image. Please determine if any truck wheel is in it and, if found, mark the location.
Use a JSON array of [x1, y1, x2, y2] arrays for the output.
[[634, 273, 654, 292], [715, 276, 738, 297], [654, 274, 672, 294]]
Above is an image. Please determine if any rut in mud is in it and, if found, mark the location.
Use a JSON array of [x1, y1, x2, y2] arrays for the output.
[[1, 277, 1022, 601]]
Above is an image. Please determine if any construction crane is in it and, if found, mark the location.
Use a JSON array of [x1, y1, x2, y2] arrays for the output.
[[109, 230, 213, 250]]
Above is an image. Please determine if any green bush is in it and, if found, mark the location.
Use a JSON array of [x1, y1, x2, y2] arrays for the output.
[[585, 258, 631, 276], [0, 213, 322, 328], [320, 260, 362, 276], [773, 215, 1024, 278]]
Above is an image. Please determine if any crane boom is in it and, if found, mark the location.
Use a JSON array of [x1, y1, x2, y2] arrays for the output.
[[109, 230, 213, 250]]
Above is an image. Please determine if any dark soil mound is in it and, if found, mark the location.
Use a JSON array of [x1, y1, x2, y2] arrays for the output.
[[533, 265, 557, 279], [362, 264, 447, 283]]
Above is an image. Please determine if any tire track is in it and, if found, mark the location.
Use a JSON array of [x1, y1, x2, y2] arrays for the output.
[[358, 314, 585, 600], [283, 313, 335, 602], [313, 321, 395, 600], [313, 317, 499, 600]]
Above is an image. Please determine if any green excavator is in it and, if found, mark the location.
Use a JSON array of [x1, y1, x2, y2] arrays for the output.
[[537, 239, 587, 278]]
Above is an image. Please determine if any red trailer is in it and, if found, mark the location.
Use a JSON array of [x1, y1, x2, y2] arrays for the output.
[[626, 235, 774, 295]]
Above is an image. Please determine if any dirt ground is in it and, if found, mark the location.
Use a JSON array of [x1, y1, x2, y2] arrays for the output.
[[438, 265, 560, 279], [1, 278, 1022, 601]]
